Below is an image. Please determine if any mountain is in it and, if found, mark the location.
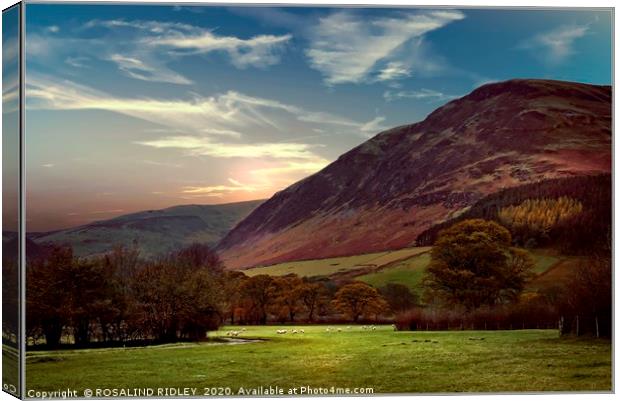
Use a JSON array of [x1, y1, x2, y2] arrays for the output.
[[217, 79, 611, 269], [31, 200, 263, 258]]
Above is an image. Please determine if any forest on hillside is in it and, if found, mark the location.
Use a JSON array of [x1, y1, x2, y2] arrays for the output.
[[416, 174, 611, 253]]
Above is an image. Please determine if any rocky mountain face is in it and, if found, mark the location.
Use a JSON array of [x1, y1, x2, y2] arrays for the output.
[[217, 79, 611, 269], [30, 200, 263, 258]]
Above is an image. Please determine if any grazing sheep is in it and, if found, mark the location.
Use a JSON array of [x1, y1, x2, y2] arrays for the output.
[[346, 326, 351, 330], [392, 324, 397, 331], [325, 328, 331, 332], [292, 329, 298, 334], [372, 326, 377, 331], [337, 328, 342, 332], [300, 329, 305, 334], [241, 328, 247, 331], [276, 329, 288, 334]]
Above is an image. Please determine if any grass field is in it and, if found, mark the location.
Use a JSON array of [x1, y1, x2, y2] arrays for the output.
[[242, 247, 430, 277], [357, 248, 571, 293], [357, 253, 431, 291], [3, 345, 20, 396], [26, 326, 611, 394]]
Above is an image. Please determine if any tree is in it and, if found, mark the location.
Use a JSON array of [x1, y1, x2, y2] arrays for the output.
[[131, 243, 225, 341], [27, 245, 119, 347], [180, 269, 226, 340], [332, 282, 388, 322], [100, 244, 141, 342], [298, 281, 329, 322], [131, 261, 185, 342], [66, 259, 113, 346], [271, 275, 304, 322], [379, 283, 418, 313], [240, 275, 276, 324], [423, 219, 533, 310], [175, 243, 224, 273], [222, 270, 248, 324], [560, 256, 611, 337]]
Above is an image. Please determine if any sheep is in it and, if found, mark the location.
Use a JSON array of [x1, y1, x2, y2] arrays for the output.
[[300, 329, 305, 334], [325, 327, 331, 332], [241, 327, 247, 332], [231, 331, 240, 337], [392, 324, 397, 331], [292, 329, 298, 334], [371, 326, 377, 331], [346, 326, 351, 330], [337, 328, 342, 332], [276, 329, 287, 334]]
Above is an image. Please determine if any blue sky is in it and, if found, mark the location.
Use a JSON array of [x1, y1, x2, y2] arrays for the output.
[[23, 4, 612, 230], [2, 5, 19, 232]]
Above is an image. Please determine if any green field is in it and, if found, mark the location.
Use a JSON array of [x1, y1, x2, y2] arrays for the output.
[[529, 250, 562, 274], [357, 248, 569, 293], [242, 247, 567, 290], [243, 247, 430, 277], [3, 345, 20, 396], [26, 326, 611, 394], [357, 253, 431, 291]]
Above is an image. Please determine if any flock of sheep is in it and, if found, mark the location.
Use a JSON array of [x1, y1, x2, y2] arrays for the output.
[[275, 329, 305, 334], [225, 328, 247, 337], [224, 325, 397, 337]]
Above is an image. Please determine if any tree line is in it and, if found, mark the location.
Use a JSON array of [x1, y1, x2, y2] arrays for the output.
[[400, 219, 611, 337], [416, 174, 611, 254], [26, 243, 415, 348]]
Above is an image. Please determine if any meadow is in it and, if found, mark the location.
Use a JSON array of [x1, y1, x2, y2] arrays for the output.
[[242, 247, 430, 278], [243, 246, 575, 294], [26, 325, 611, 394]]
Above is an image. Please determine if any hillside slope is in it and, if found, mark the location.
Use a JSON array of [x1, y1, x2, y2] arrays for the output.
[[218, 79, 611, 269], [32, 200, 263, 258]]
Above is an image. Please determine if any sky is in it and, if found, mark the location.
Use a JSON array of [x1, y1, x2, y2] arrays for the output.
[[3, 4, 19, 232], [21, 4, 612, 231]]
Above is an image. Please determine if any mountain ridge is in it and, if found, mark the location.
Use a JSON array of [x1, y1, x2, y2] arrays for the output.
[[30, 200, 264, 258], [217, 79, 611, 269]]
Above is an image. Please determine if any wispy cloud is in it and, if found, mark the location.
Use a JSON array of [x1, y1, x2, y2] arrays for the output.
[[94, 18, 292, 70], [360, 117, 388, 136], [377, 61, 411, 81], [107, 53, 192, 84], [140, 160, 183, 168], [181, 178, 258, 198], [2, 34, 18, 65], [28, 18, 293, 85], [135, 136, 322, 160], [518, 24, 589, 66], [383, 88, 459, 103], [149, 31, 292, 69], [26, 74, 376, 197], [27, 74, 384, 141], [2, 31, 19, 114], [305, 10, 464, 85], [65, 56, 90, 69], [90, 209, 124, 215]]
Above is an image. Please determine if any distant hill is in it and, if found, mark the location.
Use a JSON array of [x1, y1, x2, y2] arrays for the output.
[[30, 200, 263, 258], [218, 79, 611, 269]]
